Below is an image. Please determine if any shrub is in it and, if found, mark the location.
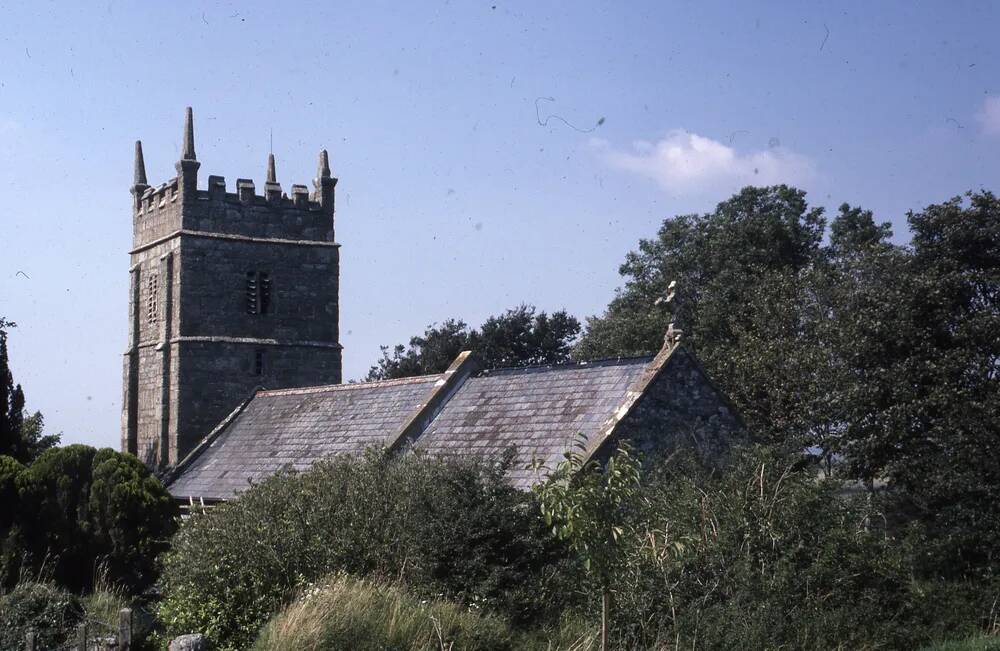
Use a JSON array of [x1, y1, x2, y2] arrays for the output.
[[12, 444, 178, 593], [158, 451, 575, 650], [602, 446, 995, 650], [0, 455, 25, 588], [0, 581, 83, 650]]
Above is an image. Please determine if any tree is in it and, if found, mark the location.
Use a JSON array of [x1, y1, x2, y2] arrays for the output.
[[575, 184, 1000, 577], [0, 455, 25, 588], [835, 191, 1000, 575], [366, 305, 581, 380], [0, 319, 58, 463], [575, 186, 837, 453], [12, 445, 178, 592], [531, 441, 643, 651], [575, 185, 826, 362]]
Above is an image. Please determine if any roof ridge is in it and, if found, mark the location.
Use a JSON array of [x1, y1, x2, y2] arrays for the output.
[[476, 355, 655, 377], [258, 374, 444, 396]]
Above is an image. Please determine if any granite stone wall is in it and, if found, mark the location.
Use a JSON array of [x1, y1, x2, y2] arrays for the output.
[[173, 340, 342, 463], [613, 347, 745, 464], [123, 164, 341, 468]]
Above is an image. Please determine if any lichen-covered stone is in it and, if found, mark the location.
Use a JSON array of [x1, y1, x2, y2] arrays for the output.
[[168, 633, 206, 651]]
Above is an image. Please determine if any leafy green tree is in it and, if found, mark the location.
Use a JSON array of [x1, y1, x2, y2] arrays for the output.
[[367, 305, 580, 380], [0, 319, 58, 463], [13, 445, 178, 592], [838, 191, 1000, 574], [827, 203, 893, 258], [531, 442, 643, 651], [575, 185, 825, 362]]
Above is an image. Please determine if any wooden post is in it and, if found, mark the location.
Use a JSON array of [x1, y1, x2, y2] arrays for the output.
[[24, 630, 36, 651], [77, 622, 88, 651], [118, 607, 132, 651], [600, 589, 609, 651]]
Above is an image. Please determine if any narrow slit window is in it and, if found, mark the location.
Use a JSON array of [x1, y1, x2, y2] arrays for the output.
[[246, 271, 271, 315], [254, 349, 265, 376]]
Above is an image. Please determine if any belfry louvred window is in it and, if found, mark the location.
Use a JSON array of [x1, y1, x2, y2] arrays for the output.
[[246, 271, 271, 315], [146, 273, 158, 326]]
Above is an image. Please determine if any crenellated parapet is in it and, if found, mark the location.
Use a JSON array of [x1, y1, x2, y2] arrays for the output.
[[131, 107, 338, 248]]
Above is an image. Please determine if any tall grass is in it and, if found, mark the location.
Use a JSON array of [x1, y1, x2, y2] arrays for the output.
[[252, 573, 597, 651], [919, 637, 1000, 651]]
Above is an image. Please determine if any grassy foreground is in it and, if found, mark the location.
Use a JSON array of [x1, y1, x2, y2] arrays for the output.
[[920, 637, 1000, 651], [252, 573, 597, 651]]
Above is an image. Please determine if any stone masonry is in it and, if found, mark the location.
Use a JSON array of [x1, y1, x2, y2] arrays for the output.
[[122, 108, 342, 469]]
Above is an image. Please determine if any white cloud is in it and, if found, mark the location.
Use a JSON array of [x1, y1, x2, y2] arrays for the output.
[[597, 130, 814, 195], [977, 96, 1000, 137]]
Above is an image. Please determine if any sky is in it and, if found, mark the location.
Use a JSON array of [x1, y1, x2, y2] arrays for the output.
[[0, 1, 998, 450]]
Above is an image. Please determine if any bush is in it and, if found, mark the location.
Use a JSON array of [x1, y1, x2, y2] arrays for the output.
[[10, 445, 178, 593], [0, 581, 83, 650], [158, 451, 575, 650], [603, 446, 995, 650]]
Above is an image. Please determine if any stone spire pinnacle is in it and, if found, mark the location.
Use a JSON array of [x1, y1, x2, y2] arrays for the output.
[[181, 106, 196, 161], [133, 140, 147, 187], [317, 149, 331, 179], [267, 153, 277, 183]]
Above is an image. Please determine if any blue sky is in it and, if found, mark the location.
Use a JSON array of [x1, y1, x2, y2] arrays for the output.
[[1, 1, 998, 450]]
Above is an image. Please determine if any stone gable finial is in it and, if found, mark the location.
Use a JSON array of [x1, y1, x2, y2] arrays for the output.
[[133, 140, 148, 188], [182, 107, 196, 161], [656, 280, 682, 347]]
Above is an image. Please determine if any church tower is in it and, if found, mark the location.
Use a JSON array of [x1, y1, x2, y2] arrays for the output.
[[122, 108, 342, 468]]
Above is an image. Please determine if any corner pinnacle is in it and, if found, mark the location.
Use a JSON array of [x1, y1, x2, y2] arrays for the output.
[[317, 149, 331, 179], [267, 153, 277, 184], [133, 140, 147, 187], [181, 107, 196, 161]]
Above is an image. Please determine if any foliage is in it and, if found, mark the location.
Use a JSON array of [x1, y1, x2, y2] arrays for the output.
[[532, 442, 642, 585], [920, 637, 1000, 651], [575, 185, 826, 362], [602, 447, 995, 650], [575, 185, 1000, 578], [0, 578, 154, 651], [532, 441, 643, 650], [254, 573, 600, 651], [367, 304, 581, 380], [0, 322, 59, 464], [6, 445, 178, 593], [158, 452, 575, 651], [252, 573, 518, 651], [0, 455, 26, 588], [0, 581, 83, 650]]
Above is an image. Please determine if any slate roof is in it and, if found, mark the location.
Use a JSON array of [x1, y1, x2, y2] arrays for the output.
[[414, 358, 650, 489], [167, 353, 670, 500], [167, 374, 443, 500]]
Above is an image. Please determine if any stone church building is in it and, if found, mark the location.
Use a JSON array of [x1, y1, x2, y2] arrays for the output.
[[122, 109, 744, 502]]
